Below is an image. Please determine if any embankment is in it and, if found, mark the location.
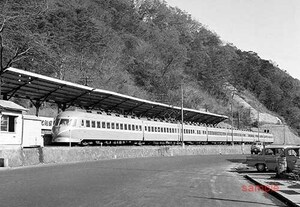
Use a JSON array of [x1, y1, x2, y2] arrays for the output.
[[0, 145, 250, 168]]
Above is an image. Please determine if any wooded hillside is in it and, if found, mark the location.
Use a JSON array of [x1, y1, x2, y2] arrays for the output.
[[1, 0, 300, 135]]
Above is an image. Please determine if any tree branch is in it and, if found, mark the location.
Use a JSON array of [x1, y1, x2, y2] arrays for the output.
[[4, 47, 31, 69]]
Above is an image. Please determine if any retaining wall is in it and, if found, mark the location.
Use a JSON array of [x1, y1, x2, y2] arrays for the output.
[[0, 145, 250, 168]]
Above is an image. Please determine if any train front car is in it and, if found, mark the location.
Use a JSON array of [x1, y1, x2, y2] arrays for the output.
[[52, 111, 81, 144]]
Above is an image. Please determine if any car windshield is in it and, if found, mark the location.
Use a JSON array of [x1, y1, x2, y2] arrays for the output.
[[59, 119, 70, 126], [261, 148, 284, 156]]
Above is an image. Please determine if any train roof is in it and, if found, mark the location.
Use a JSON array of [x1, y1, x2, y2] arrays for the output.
[[1, 67, 228, 124]]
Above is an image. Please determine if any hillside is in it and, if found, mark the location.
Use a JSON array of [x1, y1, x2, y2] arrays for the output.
[[1, 0, 300, 139]]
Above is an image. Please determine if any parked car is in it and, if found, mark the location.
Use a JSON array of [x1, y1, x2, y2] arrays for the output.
[[245, 145, 300, 172], [250, 141, 264, 154]]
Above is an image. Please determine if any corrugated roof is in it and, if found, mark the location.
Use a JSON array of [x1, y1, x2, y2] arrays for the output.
[[1, 67, 228, 124]]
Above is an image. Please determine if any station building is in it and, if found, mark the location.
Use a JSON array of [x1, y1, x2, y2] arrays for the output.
[[0, 100, 43, 148]]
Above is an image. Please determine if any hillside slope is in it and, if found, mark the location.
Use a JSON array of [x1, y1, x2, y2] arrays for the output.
[[1, 0, 300, 138]]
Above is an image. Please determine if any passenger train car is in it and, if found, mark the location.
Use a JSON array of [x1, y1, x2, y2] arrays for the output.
[[52, 110, 274, 145]]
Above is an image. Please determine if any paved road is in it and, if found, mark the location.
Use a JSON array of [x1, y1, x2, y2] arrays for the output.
[[0, 155, 286, 207]]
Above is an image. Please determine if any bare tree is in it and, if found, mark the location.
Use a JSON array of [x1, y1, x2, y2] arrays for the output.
[[0, 0, 48, 98]]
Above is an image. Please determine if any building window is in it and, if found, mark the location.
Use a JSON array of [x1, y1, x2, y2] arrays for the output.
[[1, 115, 16, 132]]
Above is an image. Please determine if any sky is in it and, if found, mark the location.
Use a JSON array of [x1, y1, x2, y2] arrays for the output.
[[166, 0, 300, 80]]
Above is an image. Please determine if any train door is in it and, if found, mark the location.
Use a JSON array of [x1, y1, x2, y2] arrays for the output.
[[142, 120, 145, 141]]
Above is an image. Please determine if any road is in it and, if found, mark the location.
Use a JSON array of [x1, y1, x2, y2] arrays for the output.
[[0, 154, 286, 207]]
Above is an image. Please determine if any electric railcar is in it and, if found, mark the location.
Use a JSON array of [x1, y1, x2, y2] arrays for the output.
[[52, 110, 274, 145]]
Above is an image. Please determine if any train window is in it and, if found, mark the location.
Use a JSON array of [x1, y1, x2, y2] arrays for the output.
[[102, 122, 106, 128], [116, 123, 119, 129], [158, 127, 160, 132], [131, 125, 134, 130], [91, 121, 96, 128], [124, 124, 127, 130], [86, 120, 90, 127], [172, 128, 174, 133], [139, 125, 142, 131], [155, 127, 157, 132], [97, 121, 101, 128], [112, 123, 115, 129], [120, 123, 123, 130], [145, 126, 147, 131], [81, 120, 84, 127], [151, 126, 154, 132], [107, 122, 110, 129], [148, 126, 151, 132]]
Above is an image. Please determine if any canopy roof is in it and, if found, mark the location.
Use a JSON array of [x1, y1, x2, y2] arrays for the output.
[[1, 67, 228, 124]]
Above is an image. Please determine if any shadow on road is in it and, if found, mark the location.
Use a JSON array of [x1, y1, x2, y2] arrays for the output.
[[226, 158, 247, 163], [187, 195, 286, 206]]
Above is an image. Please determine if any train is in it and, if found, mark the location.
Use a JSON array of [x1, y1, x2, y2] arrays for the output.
[[51, 110, 274, 145]]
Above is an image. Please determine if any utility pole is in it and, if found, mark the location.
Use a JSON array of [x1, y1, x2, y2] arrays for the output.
[[283, 124, 286, 145], [257, 110, 260, 141], [181, 83, 184, 147], [231, 93, 234, 145]]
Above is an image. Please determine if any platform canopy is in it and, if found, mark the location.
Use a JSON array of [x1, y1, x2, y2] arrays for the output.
[[0, 67, 228, 124]]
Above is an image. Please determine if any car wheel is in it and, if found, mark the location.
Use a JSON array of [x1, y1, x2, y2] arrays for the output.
[[256, 163, 266, 172]]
